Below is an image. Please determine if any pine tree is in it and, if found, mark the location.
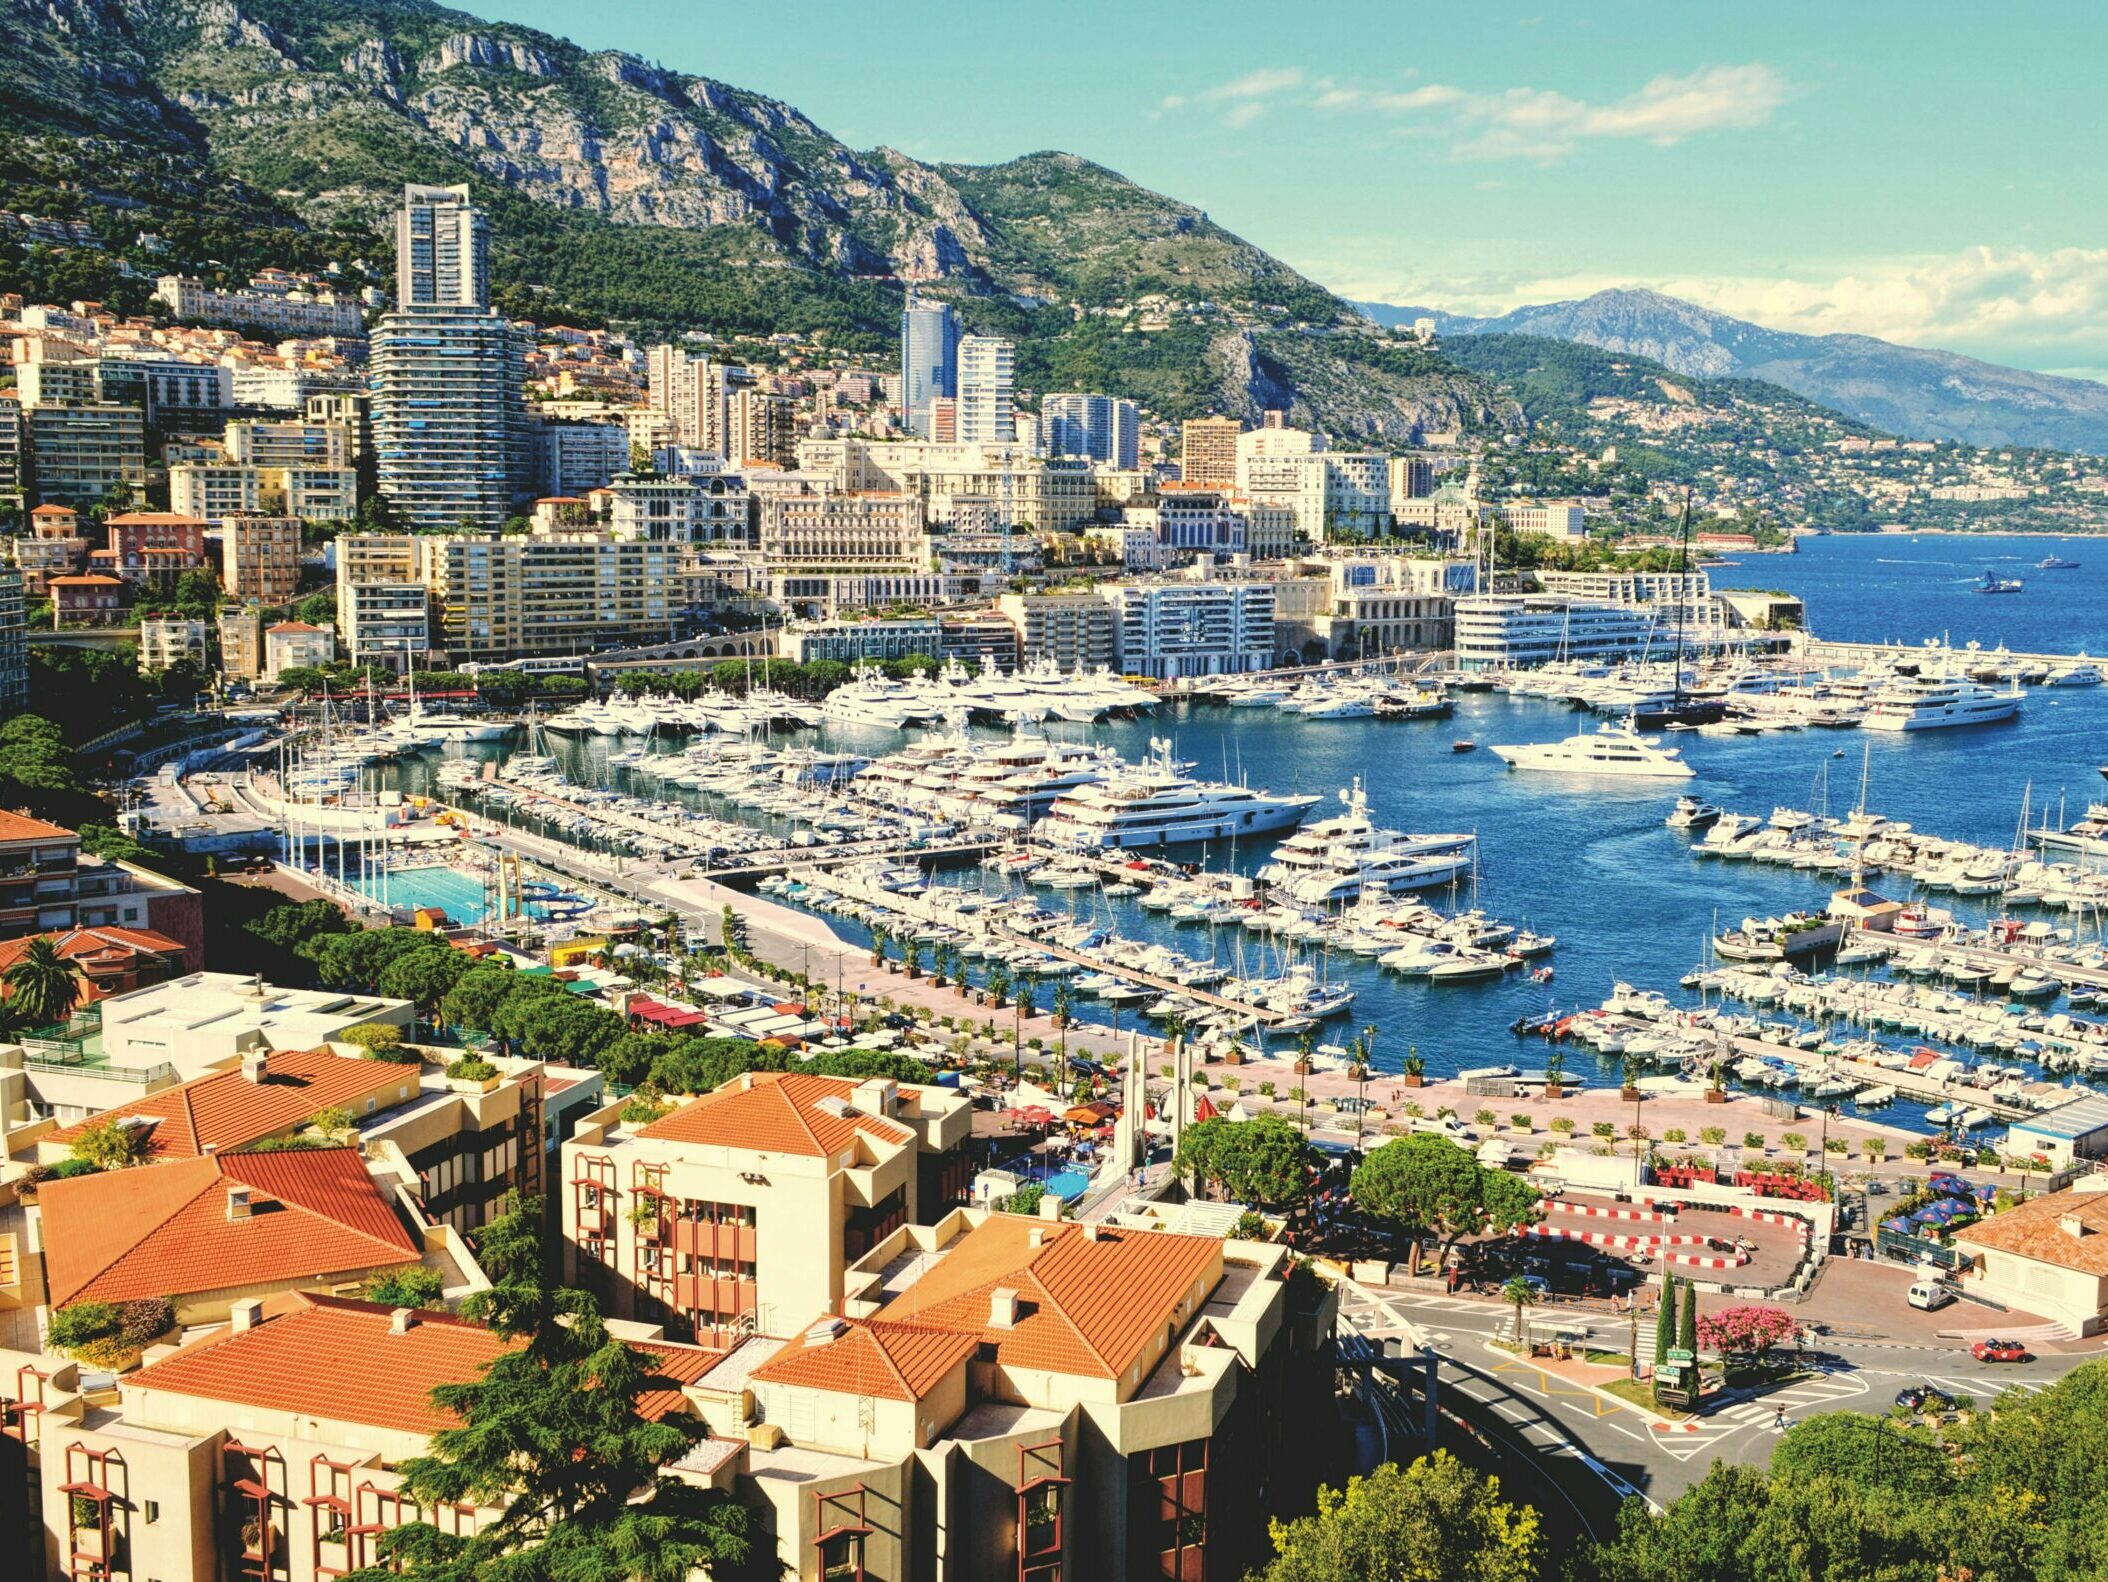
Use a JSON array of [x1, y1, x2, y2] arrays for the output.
[[360, 1195, 754, 1582]]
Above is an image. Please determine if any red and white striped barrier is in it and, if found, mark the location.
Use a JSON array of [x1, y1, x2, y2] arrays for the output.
[[1664, 1249, 1752, 1270], [1520, 1224, 1712, 1251], [1543, 1198, 1677, 1226], [1728, 1205, 1807, 1231]]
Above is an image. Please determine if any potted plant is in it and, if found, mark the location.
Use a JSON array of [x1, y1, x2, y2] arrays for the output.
[[1543, 1050, 1565, 1100], [1620, 1055, 1643, 1103], [1705, 1061, 1728, 1104], [1402, 1049, 1426, 1089]]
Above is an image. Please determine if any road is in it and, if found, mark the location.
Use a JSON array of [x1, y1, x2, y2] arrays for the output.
[[1338, 1275, 2099, 1526]]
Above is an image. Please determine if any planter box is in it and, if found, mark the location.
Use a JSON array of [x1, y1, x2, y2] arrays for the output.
[[1705, 1090, 1728, 1104], [446, 1074, 503, 1094], [1403, 1074, 1425, 1088]]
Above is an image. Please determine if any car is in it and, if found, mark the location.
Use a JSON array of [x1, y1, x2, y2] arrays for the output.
[[1515, 1274, 1550, 1298], [1907, 1279, 1956, 1311], [1893, 1385, 1956, 1413], [1971, 1339, 2030, 1363]]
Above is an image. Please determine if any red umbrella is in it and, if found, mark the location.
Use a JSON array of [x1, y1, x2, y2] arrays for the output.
[[1193, 1095, 1219, 1123]]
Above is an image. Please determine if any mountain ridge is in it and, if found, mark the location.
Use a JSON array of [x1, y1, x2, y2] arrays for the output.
[[1356, 289, 2108, 454]]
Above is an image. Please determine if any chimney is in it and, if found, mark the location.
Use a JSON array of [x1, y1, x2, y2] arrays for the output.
[[229, 1298, 264, 1332], [1082, 1223, 1102, 1242], [988, 1288, 1020, 1329], [388, 1308, 417, 1335], [225, 1186, 253, 1221], [1027, 1226, 1045, 1248], [2060, 1214, 2092, 1238], [241, 1050, 269, 1084]]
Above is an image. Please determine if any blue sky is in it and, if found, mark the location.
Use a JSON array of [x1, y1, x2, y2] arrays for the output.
[[481, 1, 2108, 379]]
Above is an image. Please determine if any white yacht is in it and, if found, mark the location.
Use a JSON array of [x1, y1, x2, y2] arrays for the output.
[[1256, 780, 1474, 902], [821, 666, 947, 730], [403, 706, 514, 744], [2046, 657, 2104, 687], [1490, 718, 1696, 779], [1034, 738, 1319, 849], [1861, 673, 2024, 732]]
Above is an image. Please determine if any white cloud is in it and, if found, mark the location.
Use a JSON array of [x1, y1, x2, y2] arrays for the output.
[[1317, 63, 1790, 160], [1222, 101, 1270, 128], [1200, 66, 1305, 102]]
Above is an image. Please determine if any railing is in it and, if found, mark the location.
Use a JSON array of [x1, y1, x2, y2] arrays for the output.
[[20, 1052, 175, 1085]]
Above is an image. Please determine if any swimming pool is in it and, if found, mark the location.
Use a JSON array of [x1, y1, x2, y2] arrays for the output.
[[352, 864, 493, 925]]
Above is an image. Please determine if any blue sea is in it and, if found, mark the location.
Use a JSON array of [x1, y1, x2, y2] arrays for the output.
[[402, 534, 2108, 1125]]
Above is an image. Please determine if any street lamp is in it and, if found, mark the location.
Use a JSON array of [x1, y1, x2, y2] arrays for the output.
[[1355, 1023, 1375, 1156]]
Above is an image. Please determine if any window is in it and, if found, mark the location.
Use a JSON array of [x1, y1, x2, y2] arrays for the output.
[[144, 1499, 160, 1524]]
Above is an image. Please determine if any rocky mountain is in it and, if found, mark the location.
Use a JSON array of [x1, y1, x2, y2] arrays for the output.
[[1359, 289, 2108, 454], [0, 0, 1508, 439]]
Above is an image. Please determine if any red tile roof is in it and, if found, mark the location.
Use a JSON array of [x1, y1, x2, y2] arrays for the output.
[[40, 1147, 421, 1307], [0, 926, 184, 1002], [874, 1216, 1221, 1380], [747, 1318, 979, 1403], [46, 1047, 407, 1160], [639, 1072, 912, 1158], [1953, 1186, 2108, 1276], [130, 1292, 722, 1434], [0, 810, 76, 843]]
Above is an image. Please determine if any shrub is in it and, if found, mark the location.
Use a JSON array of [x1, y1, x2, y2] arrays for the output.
[[1700, 1126, 1727, 1146], [1550, 1116, 1576, 1135], [69, 1116, 149, 1171], [1592, 1121, 1616, 1139], [1510, 1114, 1532, 1131], [1825, 1136, 1849, 1155], [47, 1302, 122, 1350], [362, 1267, 445, 1308], [308, 1104, 355, 1138], [1403, 1101, 1424, 1119], [1231, 1210, 1268, 1240], [341, 1023, 405, 1052], [1904, 1138, 1935, 1160], [1474, 1109, 1496, 1127], [1781, 1132, 1807, 1152], [1005, 1183, 1047, 1216], [1257, 1080, 1277, 1098], [1743, 1132, 1766, 1150], [1663, 1128, 1687, 1144], [445, 1055, 499, 1083], [73, 1335, 141, 1371], [115, 1298, 174, 1346]]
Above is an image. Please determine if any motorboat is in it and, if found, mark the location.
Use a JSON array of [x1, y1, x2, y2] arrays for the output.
[[1665, 795, 1723, 830], [1255, 779, 1474, 903], [1034, 738, 1319, 849], [1490, 717, 1696, 779], [1862, 674, 2024, 732]]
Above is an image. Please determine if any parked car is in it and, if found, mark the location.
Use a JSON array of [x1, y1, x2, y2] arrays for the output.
[[1893, 1384, 1956, 1412], [1907, 1279, 1956, 1311], [1971, 1339, 2030, 1363]]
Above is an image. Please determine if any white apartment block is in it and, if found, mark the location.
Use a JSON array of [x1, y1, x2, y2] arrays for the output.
[[263, 619, 336, 680], [1240, 451, 1390, 541], [225, 419, 353, 469], [534, 414, 630, 497], [956, 334, 1016, 444], [418, 531, 684, 660], [156, 273, 367, 336], [994, 593, 1119, 670], [137, 616, 208, 671], [1501, 499, 1590, 542], [1099, 580, 1276, 679], [169, 463, 357, 524]]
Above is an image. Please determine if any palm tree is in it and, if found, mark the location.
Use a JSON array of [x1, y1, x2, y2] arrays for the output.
[[902, 939, 924, 980], [1051, 981, 1074, 1084], [984, 962, 1011, 1009], [1502, 1275, 1539, 1347], [868, 926, 890, 971], [929, 942, 953, 989], [4, 938, 84, 1027]]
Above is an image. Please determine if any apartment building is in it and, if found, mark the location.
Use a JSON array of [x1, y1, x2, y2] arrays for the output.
[[1240, 450, 1391, 541], [682, 1208, 1337, 1582], [900, 298, 959, 437], [169, 462, 358, 524], [757, 489, 927, 571], [224, 419, 353, 469], [780, 617, 945, 663], [600, 472, 749, 543], [24, 403, 146, 508], [1502, 499, 1589, 542], [138, 616, 208, 671], [335, 534, 429, 671], [533, 412, 630, 497], [218, 605, 263, 680], [96, 354, 234, 429], [995, 592, 1119, 671], [47, 574, 125, 627], [1180, 415, 1241, 487], [262, 620, 334, 680], [797, 439, 1098, 533], [1452, 594, 1660, 670], [220, 514, 302, 606], [0, 566, 24, 714], [1099, 579, 1276, 679], [956, 335, 1016, 445], [156, 271, 368, 335], [11, 512, 88, 597], [420, 531, 683, 661], [1041, 392, 1141, 469], [559, 1071, 975, 1344]]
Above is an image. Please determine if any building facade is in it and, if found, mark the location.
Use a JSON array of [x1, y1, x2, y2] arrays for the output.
[[24, 403, 146, 508], [420, 532, 684, 661], [221, 515, 302, 606], [1180, 416, 1241, 487], [1100, 580, 1277, 679], [995, 592, 1120, 671], [1040, 392, 1140, 469], [955, 335, 1016, 445], [757, 490, 927, 571], [899, 299, 959, 438]]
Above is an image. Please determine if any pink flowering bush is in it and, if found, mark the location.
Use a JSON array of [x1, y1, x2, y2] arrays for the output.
[[1696, 1304, 1798, 1357]]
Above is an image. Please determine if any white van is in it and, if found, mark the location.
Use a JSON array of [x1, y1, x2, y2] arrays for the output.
[[1410, 1114, 1478, 1143], [1907, 1279, 1955, 1311]]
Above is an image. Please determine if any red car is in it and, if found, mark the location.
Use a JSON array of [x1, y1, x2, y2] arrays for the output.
[[1971, 1339, 2030, 1363]]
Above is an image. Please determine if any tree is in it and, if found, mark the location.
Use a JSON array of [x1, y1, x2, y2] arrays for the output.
[[378, 942, 472, 1028], [439, 961, 521, 1034], [1501, 1275, 1539, 1346], [1678, 1280, 1699, 1360], [1351, 1134, 1543, 1262], [1174, 1115, 1316, 1207], [1655, 1275, 1679, 1368], [868, 925, 890, 970], [363, 1266, 447, 1309], [3, 936, 86, 1026], [983, 961, 1010, 1008], [363, 1195, 753, 1581], [1257, 1452, 1543, 1582]]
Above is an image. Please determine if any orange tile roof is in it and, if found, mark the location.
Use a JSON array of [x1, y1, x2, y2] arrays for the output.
[[634, 1340, 732, 1421], [46, 1046, 405, 1160], [40, 1147, 421, 1307], [1953, 1186, 2108, 1276], [0, 926, 185, 1005], [131, 1293, 508, 1434], [874, 1217, 1221, 1380], [639, 1072, 912, 1158], [747, 1318, 979, 1403], [0, 810, 76, 842], [105, 513, 208, 527]]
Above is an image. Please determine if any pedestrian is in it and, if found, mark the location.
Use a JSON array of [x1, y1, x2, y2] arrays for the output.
[[1772, 1406, 1788, 1432]]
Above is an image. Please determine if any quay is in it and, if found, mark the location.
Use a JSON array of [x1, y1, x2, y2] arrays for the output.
[[1853, 926, 2108, 994]]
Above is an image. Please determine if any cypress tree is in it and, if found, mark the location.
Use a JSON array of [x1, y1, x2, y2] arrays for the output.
[[1679, 1279, 1700, 1359], [1654, 1275, 1678, 1366]]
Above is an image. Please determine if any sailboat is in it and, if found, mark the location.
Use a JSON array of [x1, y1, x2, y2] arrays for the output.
[[1632, 494, 1725, 728]]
